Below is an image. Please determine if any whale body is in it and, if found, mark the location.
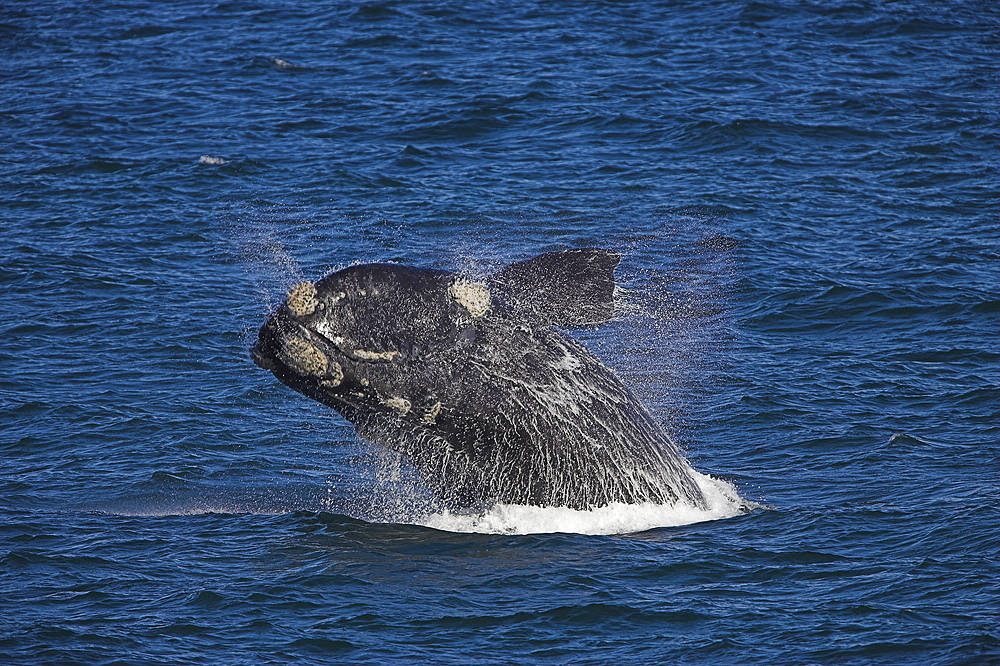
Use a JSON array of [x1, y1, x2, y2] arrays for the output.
[[251, 248, 707, 510]]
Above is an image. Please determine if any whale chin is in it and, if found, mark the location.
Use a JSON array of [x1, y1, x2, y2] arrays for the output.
[[249, 344, 276, 372]]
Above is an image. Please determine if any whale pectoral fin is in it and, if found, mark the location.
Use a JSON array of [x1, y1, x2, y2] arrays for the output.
[[491, 248, 621, 327]]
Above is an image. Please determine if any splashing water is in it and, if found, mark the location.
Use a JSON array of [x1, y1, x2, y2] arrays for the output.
[[90, 471, 750, 537], [415, 473, 750, 535]]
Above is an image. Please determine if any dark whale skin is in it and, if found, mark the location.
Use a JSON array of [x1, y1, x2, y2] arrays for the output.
[[251, 249, 707, 510]]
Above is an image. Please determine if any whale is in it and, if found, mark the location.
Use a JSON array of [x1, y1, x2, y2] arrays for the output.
[[251, 248, 707, 510]]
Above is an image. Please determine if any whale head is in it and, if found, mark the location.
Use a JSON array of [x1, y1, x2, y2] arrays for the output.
[[251, 263, 493, 421], [251, 249, 620, 422]]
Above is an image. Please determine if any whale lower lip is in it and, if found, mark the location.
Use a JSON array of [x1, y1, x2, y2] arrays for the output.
[[250, 313, 306, 373], [252, 313, 347, 386], [250, 344, 274, 371]]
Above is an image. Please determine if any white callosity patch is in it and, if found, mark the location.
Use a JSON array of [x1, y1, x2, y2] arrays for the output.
[[422, 401, 442, 425], [385, 396, 411, 414], [325, 361, 345, 386], [281, 336, 342, 385], [353, 349, 401, 361], [449, 280, 491, 317], [286, 281, 319, 317]]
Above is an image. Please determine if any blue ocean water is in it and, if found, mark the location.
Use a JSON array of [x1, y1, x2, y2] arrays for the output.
[[2, 0, 998, 663]]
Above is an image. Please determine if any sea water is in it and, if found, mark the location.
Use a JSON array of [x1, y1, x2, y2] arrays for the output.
[[2, 1, 997, 664]]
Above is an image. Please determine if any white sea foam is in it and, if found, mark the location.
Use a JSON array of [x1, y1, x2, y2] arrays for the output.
[[413, 472, 748, 535], [93, 473, 750, 531]]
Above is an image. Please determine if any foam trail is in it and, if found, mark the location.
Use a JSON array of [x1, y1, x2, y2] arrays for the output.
[[414, 472, 749, 535]]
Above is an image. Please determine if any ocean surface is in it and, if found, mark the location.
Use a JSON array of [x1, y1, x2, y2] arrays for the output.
[[2, 1, 998, 664]]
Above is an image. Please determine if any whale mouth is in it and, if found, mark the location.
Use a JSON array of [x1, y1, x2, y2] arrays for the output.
[[251, 312, 343, 382], [306, 318, 404, 364]]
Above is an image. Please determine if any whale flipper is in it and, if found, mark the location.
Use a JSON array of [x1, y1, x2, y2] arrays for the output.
[[490, 248, 620, 327]]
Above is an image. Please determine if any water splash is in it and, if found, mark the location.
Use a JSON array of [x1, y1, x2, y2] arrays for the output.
[[414, 473, 751, 535]]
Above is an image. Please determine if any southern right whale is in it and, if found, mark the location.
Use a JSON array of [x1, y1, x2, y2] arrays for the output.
[[251, 248, 708, 510]]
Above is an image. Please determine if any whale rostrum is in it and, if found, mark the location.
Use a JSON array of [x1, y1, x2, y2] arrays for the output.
[[251, 248, 708, 510]]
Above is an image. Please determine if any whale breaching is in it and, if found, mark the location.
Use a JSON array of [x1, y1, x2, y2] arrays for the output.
[[251, 248, 708, 511]]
